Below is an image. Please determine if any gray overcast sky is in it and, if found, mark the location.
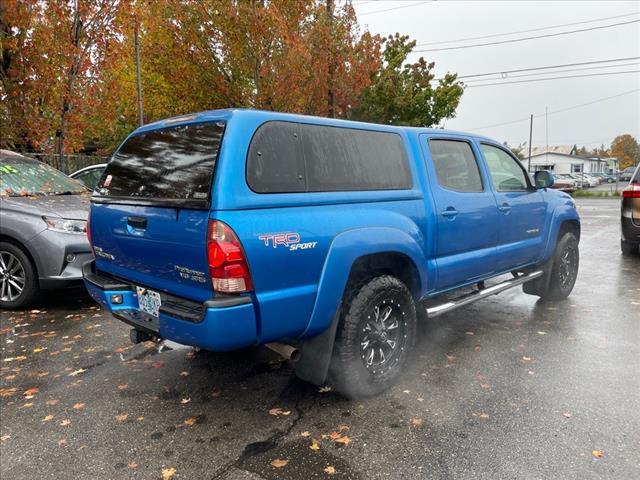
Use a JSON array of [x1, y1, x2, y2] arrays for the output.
[[351, 0, 640, 150]]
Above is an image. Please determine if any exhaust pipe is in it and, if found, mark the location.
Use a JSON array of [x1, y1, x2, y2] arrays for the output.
[[265, 342, 301, 362]]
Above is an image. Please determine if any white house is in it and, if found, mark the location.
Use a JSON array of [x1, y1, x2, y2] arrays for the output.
[[526, 146, 612, 174]]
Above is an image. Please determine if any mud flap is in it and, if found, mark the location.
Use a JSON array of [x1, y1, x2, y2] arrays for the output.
[[294, 310, 341, 386], [523, 256, 553, 297]]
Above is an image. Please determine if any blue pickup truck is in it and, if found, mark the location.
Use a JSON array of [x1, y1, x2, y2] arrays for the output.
[[83, 109, 580, 398]]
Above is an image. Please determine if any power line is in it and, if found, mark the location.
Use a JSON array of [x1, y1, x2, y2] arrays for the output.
[[442, 56, 640, 81], [468, 89, 640, 131], [465, 69, 640, 88], [415, 12, 639, 47], [414, 19, 640, 52], [463, 62, 640, 83], [358, 0, 435, 16]]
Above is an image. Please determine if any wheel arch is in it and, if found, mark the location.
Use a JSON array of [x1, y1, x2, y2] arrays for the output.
[[0, 234, 40, 280]]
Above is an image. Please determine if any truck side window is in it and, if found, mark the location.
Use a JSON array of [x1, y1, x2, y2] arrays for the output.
[[247, 121, 412, 193], [428, 139, 483, 192], [480, 144, 529, 192]]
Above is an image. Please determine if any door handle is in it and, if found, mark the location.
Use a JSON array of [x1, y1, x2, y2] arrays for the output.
[[498, 203, 511, 214], [127, 216, 147, 229], [441, 207, 459, 219]]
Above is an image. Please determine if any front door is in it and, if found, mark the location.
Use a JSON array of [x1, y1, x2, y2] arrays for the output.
[[478, 143, 546, 271], [421, 136, 499, 291]]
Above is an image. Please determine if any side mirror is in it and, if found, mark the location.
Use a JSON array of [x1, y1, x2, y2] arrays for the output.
[[534, 170, 554, 189]]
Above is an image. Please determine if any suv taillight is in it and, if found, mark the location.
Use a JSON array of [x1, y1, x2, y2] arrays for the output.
[[207, 220, 253, 293], [86, 211, 92, 249], [622, 182, 640, 198]]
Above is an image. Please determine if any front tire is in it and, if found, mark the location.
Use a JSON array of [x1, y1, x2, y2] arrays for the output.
[[328, 275, 417, 399], [621, 239, 638, 255], [0, 242, 39, 309], [541, 232, 579, 301]]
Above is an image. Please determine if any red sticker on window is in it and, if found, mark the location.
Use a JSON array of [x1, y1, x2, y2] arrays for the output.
[[103, 174, 112, 187]]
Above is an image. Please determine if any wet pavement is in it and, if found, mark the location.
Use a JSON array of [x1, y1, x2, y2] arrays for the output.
[[1, 197, 639, 480]]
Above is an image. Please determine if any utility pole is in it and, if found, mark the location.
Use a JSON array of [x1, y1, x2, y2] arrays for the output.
[[326, 0, 335, 118], [134, 24, 144, 127], [528, 114, 533, 173]]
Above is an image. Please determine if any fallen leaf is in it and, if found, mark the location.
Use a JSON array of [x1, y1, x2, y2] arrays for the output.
[[479, 413, 489, 419], [563, 412, 573, 418], [68, 368, 86, 377], [0, 435, 10, 442], [300, 431, 311, 437], [465, 331, 475, 336], [324, 465, 337, 474], [269, 407, 291, 417], [128, 461, 138, 469], [60, 419, 71, 426], [46, 399, 59, 406], [72, 403, 85, 410], [57, 439, 66, 446], [136, 416, 145, 421], [23, 387, 39, 396], [592, 450, 604, 459], [271, 459, 288, 468], [183, 417, 197, 426], [115, 414, 128, 422], [480, 383, 491, 390], [161, 467, 177, 479], [42, 415, 54, 422], [117, 384, 128, 390], [521, 356, 531, 362], [179, 371, 189, 377], [537, 331, 547, 335], [180, 397, 191, 405], [411, 418, 423, 427], [333, 435, 351, 446], [318, 386, 332, 393]]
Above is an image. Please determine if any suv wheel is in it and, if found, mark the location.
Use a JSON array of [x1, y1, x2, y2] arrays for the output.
[[0, 242, 39, 309], [328, 275, 416, 399], [621, 239, 638, 255]]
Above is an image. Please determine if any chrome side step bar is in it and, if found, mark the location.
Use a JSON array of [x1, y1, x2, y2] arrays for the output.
[[425, 270, 544, 318]]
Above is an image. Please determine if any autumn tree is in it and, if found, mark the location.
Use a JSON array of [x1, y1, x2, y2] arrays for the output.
[[1, 0, 127, 154], [352, 33, 464, 127], [610, 134, 640, 170]]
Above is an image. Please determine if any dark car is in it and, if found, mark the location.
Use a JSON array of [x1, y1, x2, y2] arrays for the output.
[[621, 163, 640, 255], [0, 150, 92, 308]]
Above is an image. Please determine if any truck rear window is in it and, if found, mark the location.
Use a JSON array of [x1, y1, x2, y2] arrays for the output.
[[96, 122, 224, 206]]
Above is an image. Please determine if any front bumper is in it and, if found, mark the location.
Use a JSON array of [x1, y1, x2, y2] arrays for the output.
[[82, 261, 258, 351]]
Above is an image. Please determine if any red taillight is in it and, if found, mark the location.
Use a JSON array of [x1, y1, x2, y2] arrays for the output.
[[207, 220, 253, 293], [622, 183, 640, 198]]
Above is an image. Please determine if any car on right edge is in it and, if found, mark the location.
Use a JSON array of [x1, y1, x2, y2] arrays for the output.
[[621, 162, 640, 255]]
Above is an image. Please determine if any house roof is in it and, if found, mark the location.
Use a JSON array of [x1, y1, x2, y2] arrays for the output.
[[530, 145, 576, 156], [528, 151, 607, 162]]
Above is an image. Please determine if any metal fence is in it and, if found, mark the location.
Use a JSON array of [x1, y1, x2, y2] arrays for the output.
[[28, 153, 109, 175]]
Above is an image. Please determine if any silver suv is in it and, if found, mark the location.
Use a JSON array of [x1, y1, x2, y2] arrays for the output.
[[0, 151, 92, 308]]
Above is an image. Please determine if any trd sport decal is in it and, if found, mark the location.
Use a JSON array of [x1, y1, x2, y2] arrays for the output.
[[258, 232, 317, 251]]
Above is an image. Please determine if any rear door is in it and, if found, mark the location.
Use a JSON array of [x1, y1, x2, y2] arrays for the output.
[[478, 143, 546, 271], [421, 136, 499, 291], [90, 121, 225, 302]]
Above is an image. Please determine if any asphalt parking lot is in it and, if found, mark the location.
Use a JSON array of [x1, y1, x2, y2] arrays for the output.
[[1, 197, 639, 480]]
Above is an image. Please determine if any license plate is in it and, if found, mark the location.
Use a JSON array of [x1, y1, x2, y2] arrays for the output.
[[136, 287, 162, 317]]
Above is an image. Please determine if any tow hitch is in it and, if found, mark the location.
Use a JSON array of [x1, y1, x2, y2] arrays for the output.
[[129, 328, 161, 344]]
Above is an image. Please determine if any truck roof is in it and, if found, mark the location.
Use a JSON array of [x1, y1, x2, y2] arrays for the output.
[[133, 108, 493, 143]]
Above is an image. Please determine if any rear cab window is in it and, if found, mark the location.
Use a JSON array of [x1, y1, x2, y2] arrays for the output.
[[95, 121, 225, 208], [428, 139, 483, 192], [246, 121, 412, 193]]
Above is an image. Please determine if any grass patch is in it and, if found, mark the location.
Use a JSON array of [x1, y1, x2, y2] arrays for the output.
[[571, 189, 620, 198]]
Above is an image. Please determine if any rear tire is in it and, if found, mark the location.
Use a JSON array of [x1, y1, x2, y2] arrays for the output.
[[621, 240, 638, 255], [328, 275, 416, 399], [0, 242, 39, 309]]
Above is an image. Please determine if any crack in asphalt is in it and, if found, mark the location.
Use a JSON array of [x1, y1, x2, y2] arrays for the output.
[[209, 379, 311, 480]]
